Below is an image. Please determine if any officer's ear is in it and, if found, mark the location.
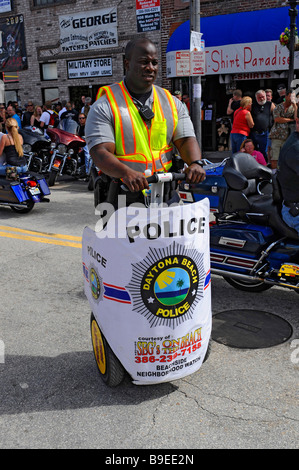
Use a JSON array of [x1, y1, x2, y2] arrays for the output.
[[124, 58, 130, 72]]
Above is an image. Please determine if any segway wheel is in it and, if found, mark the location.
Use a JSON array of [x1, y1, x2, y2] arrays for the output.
[[90, 313, 125, 387]]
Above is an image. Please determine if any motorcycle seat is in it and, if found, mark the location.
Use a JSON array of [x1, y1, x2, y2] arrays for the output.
[[224, 153, 299, 240]]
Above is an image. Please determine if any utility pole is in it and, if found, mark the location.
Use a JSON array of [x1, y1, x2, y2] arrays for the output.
[[190, 0, 201, 148]]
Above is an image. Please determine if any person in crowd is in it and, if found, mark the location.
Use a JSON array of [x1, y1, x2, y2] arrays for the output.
[[230, 96, 254, 153], [264, 89, 276, 161], [0, 104, 6, 133], [173, 90, 189, 114], [22, 101, 34, 127], [60, 101, 79, 121], [182, 94, 190, 113], [226, 89, 242, 119], [277, 114, 299, 235], [77, 113, 86, 137], [6, 102, 22, 129], [239, 138, 267, 165], [39, 101, 55, 130], [58, 100, 67, 119], [85, 37, 205, 203], [250, 89, 275, 161], [30, 105, 43, 128], [0, 118, 27, 175], [269, 89, 297, 170], [77, 113, 90, 175], [275, 84, 287, 104], [55, 102, 63, 117], [82, 97, 92, 117], [265, 89, 273, 102]]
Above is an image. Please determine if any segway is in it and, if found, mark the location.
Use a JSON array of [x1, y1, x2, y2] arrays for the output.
[[82, 172, 212, 386]]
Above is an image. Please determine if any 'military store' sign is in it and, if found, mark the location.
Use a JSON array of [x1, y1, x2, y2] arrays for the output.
[[59, 8, 118, 53], [67, 57, 112, 79]]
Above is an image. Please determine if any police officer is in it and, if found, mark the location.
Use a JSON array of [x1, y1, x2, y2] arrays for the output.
[[85, 37, 205, 197]]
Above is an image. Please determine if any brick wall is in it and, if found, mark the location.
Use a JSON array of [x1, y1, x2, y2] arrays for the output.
[[0, 0, 287, 105], [1, 0, 161, 106]]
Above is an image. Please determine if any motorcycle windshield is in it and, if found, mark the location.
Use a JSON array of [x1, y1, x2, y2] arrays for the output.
[[59, 118, 78, 134]]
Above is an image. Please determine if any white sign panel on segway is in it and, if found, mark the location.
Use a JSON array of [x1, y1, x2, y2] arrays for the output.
[[82, 198, 211, 385]]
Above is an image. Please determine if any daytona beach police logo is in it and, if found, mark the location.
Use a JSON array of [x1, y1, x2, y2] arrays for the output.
[[126, 242, 205, 328]]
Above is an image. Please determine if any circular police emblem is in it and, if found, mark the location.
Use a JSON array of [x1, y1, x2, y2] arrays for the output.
[[90, 267, 101, 301], [127, 242, 205, 328]]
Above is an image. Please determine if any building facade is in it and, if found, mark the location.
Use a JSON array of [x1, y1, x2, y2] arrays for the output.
[[0, 0, 295, 150]]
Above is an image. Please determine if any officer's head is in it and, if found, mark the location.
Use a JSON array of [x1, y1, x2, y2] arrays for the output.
[[124, 38, 158, 94]]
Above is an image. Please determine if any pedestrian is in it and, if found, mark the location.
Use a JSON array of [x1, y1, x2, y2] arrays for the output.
[[30, 105, 43, 128], [275, 84, 287, 104], [0, 103, 6, 133], [77, 113, 90, 175], [6, 102, 22, 129], [250, 89, 275, 161], [269, 89, 297, 170], [230, 96, 254, 154], [39, 101, 55, 130], [182, 93, 190, 113], [226, 89, 242, 119], [85, 37, 205, 204], [240, 138, 267, 165], [82, 97, 92, 117], [22, 101, 34, 127]]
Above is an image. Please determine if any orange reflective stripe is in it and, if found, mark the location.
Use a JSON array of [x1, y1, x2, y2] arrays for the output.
[[119, 83, 137, 154], [106, 86, 126, 155]]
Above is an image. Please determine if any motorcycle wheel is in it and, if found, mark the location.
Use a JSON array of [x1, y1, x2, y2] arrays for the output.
[[90, 313, 126, 387], [223, 276, 272, 293], [48, 170, 58, 187], [11, 200, 35, 214]]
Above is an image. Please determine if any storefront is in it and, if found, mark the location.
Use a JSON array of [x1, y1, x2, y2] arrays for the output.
[[166, 6, 299, 151]]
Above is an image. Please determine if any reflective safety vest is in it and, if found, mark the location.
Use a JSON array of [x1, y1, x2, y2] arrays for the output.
[[96, 81, 178, 174]]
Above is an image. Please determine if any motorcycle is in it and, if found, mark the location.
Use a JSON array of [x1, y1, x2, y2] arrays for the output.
[[0, 171, 51, 213], [46, 118, 86, 186], [19, 127, 55, 174], [179, 152, 299, 293]]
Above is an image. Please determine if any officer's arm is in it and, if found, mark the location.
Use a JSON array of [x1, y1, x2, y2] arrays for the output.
[[90, 142, 149, 192], [174, 136, 206, 183]]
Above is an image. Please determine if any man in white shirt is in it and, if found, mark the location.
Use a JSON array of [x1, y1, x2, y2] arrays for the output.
[[40, 101, 54, 130]]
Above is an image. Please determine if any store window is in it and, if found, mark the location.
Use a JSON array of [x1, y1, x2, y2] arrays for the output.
[[42, 87, 59, 104], [40, 63, 58, 81]]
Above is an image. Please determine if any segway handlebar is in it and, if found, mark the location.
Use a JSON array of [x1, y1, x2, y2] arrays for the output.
[[146, 172, 186, 184]]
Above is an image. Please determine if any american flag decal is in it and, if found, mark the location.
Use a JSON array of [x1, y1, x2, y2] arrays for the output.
[[204, 270, 211, 290], [103, 283, 131, 304]]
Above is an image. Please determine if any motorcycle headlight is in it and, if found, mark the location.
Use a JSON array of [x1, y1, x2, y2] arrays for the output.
[[68, 149, 74, 155], [23, 144, 32, 153], [50, 142, 56, 149], [57, 144, 67, 154]]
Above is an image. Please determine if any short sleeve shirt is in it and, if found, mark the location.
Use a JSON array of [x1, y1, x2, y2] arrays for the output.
[[85, 84, 195, 152]]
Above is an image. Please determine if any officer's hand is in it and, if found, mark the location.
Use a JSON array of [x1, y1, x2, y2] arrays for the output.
[[185, 163, 206, 184], [122, 168, 149, 192]]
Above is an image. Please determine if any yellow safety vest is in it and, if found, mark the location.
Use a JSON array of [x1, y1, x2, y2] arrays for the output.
[[96, 81, 178, 174]]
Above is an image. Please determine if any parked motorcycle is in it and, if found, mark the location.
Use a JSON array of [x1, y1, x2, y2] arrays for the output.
[[19, 127, 54, 174], [0, 171, 51, 213], [46, 118, 86, 186], [179, 152, 299, 293]]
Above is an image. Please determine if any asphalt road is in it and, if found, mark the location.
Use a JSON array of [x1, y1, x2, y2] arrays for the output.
[[0, 177, 298, 450]]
